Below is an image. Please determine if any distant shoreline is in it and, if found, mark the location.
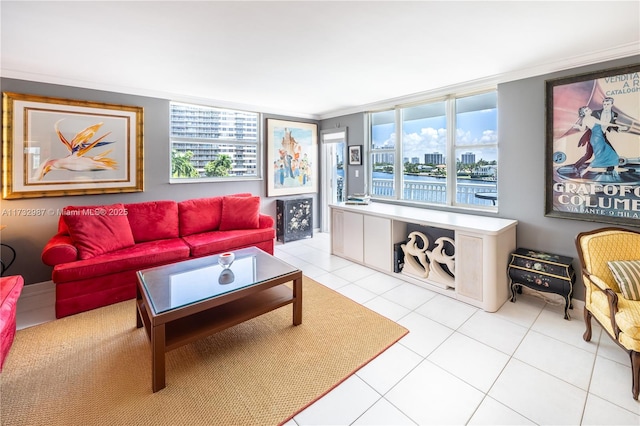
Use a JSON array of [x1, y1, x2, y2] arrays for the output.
[[373, 171, 496, 183]]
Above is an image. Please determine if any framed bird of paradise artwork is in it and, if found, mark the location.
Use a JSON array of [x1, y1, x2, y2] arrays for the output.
[[2, 92, 144, 199]]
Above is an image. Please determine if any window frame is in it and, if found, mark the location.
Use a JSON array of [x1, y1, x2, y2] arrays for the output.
[[368, 89, 498, 210], [169, 102, 262, 183]]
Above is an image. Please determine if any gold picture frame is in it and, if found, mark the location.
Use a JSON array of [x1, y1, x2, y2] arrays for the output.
[[2, 92, 144, 199]]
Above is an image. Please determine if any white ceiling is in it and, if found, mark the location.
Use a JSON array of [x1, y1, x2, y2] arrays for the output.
[[1, 1, 639, 119]]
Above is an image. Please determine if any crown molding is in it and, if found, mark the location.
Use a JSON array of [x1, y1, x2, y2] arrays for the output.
[[0, 69, 320, 120], [2, 42, 638, 122], [317, 42, 640, 120]]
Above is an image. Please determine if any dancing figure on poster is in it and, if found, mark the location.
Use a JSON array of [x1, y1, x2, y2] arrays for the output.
[[573, 97, 628, 174], [573, 103, 623, 178]]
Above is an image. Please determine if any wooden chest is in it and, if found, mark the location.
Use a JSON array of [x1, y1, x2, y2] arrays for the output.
[[508, 248, 575, 319]]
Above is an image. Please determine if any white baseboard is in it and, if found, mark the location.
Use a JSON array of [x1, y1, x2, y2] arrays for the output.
[[15, 280, 56, 330], [17, 280, 55, 313]]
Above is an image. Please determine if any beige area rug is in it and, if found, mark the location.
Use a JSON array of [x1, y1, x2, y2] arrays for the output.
[[1, 277, 407, 426]]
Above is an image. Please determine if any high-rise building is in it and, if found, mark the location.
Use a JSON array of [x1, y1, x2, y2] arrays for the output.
[[170, 103, 257, 140], [171, 142, 257, 176], [461, 152, 476, 165], [170, 103, 258, 177], [373, 153, 394, 164], [424, 152, 444, 165]]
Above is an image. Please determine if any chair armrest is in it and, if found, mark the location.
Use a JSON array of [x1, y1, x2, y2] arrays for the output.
[[585, 271, 611, 292], [584, 270, 621, 337], [41, 234, 78, 266], [258, 213, 275, 229]]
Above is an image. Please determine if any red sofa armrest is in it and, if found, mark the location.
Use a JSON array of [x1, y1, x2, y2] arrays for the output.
[[259, 213, 274, 229], [42, 233, 78, 266], [1, 275, 24, 371]]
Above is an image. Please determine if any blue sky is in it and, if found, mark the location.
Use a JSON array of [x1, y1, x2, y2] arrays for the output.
[[372, 109, 498, 162]]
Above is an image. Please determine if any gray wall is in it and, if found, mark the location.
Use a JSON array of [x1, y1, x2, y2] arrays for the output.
[[498, 55, 639, 301], [321, 55, 640, 302], [0, 78, 318, 284], [320, 113, 366, 196], [3, 55, 639, 302]]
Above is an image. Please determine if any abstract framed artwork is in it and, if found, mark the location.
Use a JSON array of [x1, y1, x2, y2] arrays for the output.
[[545, 64, 640, 225], [2, 92, 144, 199], [348, 145, 362, 166], [266, 118, 318, 197]]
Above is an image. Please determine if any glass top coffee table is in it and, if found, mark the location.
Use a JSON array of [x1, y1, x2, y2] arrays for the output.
[[136, 246, 302, 392]]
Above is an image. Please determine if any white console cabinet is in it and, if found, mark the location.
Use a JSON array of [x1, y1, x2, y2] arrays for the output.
[[330, 202, 518, 312], [331, 209, 364, 262]]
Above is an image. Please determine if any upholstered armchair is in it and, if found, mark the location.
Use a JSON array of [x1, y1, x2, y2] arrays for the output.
[[575, 227, 640, 400]]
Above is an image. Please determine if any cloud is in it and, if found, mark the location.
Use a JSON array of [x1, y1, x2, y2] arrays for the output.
[[375, 126, 497, 161], [480, 129, 497, 143], [403, 127, 447, 157], [456, 128, 497, 145]]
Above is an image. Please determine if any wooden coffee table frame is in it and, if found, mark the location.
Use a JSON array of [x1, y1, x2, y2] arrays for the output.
[[136, 268, 303, 392]]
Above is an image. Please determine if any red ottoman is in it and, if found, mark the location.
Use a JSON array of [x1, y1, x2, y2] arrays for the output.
[[1, 275, 24, 371]]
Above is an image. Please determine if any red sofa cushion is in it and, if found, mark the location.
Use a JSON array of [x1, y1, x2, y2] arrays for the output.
[[178, 193, 252, 236], [182, 228, 276, 258], [178, 196, 223, 236], [52, 238, 190, 283], [63, 203, 135, 260], [219, 196, 261, 231], [125, 200, 179, 243]]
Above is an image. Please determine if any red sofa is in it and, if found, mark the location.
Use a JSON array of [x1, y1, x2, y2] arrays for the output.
[[1, 275, 24, 371], [42, 194, 275, 318]]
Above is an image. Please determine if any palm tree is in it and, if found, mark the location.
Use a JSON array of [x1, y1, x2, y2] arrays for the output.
[[171, 150, 199, 178], [205, 154, 233, 177]]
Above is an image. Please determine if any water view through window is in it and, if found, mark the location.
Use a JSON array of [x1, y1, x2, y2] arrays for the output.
[[369, 91, 498, 207]]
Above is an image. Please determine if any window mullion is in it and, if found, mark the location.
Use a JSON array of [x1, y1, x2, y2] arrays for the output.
[[446, 97, 456, 205], [395, 108, 403, 200]]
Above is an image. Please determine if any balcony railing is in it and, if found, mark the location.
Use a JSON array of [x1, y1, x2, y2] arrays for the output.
[[370, 178, 497, 206]]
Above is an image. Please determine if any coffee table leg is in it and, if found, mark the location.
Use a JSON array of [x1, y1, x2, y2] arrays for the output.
[[293, 276, 302, 325], [136, 285, 143, 329], [151, 323, 166, 392]]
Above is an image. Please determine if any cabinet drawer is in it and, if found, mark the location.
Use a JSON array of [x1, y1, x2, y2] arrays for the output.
[[508, 268, 571, 293], [511, 256, 570, 277], [510, 248, 574, 279]]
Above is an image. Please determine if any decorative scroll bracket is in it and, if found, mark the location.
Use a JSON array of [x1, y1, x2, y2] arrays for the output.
[[400, 231, 455, 289]]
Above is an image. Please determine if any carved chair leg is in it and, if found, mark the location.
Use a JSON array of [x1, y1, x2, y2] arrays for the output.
[[583, 308, 593, 342], [631, 351, 639, 401]]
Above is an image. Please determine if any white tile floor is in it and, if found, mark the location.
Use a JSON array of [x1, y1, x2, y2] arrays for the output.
[[15, 232, 640, 425], [275, 233, 640, 425]]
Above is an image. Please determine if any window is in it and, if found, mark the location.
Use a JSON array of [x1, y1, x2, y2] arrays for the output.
[[170, 102, 260, 180], [369, 91, 498, 208]]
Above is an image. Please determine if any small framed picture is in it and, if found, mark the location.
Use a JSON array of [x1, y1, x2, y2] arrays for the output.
[[348, 145, 362, 166]]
